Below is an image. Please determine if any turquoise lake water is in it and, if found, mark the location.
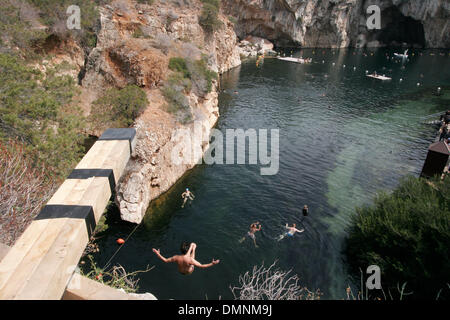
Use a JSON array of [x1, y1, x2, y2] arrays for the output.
[[85, 48, 450, 300]]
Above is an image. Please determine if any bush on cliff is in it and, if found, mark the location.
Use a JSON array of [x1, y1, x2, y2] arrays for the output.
[[168, 57, 191, 78], [164, 56, 217, 123], [345, 176, 450, 299], [162, 84, 192, 124], [27, 0, 101, 51], [0, 2, 48, 59], [0, 53, 85, 178], [91, 84, 148, 128], [168, 56, 217, 96], [187, 57, 217, 96], [199, 0, 222, 33]]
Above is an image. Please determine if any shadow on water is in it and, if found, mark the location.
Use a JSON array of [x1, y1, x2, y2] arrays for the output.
[[89, 48, 450, 300]]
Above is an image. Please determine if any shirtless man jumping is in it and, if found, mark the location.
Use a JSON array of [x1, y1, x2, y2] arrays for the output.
[[152, 242, 219, 275], [239, 222, 262, 248]]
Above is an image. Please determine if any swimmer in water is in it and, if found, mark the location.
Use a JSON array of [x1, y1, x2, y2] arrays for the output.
[[152, 242, 220, 275], [301, 204, 309, 224], [277, 223, 304, 241], [302, 205, 309, 217], [181, 188, 195, 208], [239, 222, 262, 248]]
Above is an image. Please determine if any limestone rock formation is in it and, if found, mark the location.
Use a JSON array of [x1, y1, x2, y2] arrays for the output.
[[223, 0, 450, 48], [81, 0, 240, 224], [238, 36, 276, 58]]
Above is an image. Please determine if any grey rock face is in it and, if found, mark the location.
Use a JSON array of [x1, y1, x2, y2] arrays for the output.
[[223, 0, 450, 48]]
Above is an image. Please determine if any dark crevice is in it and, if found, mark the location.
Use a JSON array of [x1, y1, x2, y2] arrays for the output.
[[377, 6, 426, 48]]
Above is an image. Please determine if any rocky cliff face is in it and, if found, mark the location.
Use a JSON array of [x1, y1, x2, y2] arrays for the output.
[[223, 0, 450, 48], [81, 0, 240, 223]]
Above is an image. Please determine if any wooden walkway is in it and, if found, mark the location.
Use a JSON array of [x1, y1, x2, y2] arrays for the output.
[[0, 128, 136, 300]]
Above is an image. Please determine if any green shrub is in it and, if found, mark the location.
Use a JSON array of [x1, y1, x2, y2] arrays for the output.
[[345, 176, 450, 299], [168, 57, 190, 78], [162, 85, 192, 124], [201, 0, 220, 8], [163, 56, 217, 123], [0, 53, 85, 178], [187, 57, 217, 95], [136, 0, 155, 4], [132, 26, 145, 38], [168, 72, 192, 93], [27, 0, 101, 52], [228, 15, 237, 25], [0, 3, 47, 59], [199, 1, 222, 33], [91, 84, 148, 128]]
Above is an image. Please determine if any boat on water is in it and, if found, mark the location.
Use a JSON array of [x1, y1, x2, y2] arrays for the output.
[[277, 56, 312, 64], [394, 49, 409, 59], [366, 73, 392, 81]]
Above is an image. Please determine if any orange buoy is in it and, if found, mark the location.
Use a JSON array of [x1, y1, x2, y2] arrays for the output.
[[116, 238, 125, 245]]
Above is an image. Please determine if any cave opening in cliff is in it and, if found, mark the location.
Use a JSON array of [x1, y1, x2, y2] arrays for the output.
[[377, 6, 426, 48]]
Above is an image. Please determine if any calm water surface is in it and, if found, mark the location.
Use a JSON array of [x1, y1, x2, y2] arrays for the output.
[[86, 48, 450, 299]]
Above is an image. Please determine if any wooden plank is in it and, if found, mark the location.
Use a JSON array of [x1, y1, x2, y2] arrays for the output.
[[102, 140, 130, 185], [17, 178, 113, 299], [75, 140, 118, 170], [0, 131, 134, 300], [62, 273, 151, 300], [0, 179, 83, 293], [18, 211, 92, 299], [0, 243, 10, 263], [0, 179, 94, 299], [1, 183, 111, 299], [0, 142, 121, 298], [25, 143, 130, 298]]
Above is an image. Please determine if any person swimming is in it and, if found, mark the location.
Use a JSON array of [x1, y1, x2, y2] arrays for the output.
[[302, 205, 309, 217], [277, 223, 304, 241], [239, 222, 262, 248], [181, 188, 195, 208], [152, 242, 220, 275]]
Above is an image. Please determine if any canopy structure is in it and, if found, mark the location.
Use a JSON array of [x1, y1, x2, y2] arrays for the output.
[[420, 141, 450, 178]]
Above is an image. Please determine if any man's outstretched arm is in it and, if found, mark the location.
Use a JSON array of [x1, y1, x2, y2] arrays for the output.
[[153, 248, 174, 263], [191, 258, 220, 269]]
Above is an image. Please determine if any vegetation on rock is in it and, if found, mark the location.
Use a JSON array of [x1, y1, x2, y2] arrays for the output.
[[0, 53, 85, 178], [345, 176, 450, 300], [90, 84, 149, 128], [199, 0, 222, 33], [163, 56, 217, 123]]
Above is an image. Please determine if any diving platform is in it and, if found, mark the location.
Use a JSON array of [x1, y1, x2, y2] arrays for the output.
[[0, 128, 136, 300]]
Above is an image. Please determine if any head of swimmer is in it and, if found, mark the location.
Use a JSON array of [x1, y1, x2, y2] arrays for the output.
[[180, 241, 191, 254]]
